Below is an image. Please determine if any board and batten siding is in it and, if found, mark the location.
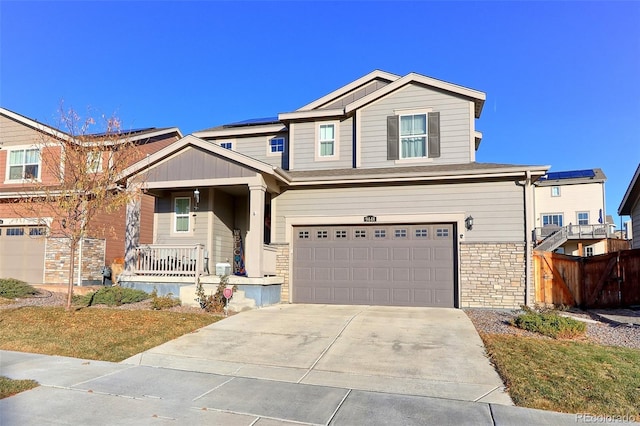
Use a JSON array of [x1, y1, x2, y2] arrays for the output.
[[359, 83, 473, 168], [291, 117, 353, 171], [273, 180, 524, 243], [632, 202, 640, 249]]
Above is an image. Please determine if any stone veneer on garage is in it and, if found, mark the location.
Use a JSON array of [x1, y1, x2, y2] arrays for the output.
[[460, 242, 528, 309], [44, 237, 106, 285], [273, 243, 290, 302]]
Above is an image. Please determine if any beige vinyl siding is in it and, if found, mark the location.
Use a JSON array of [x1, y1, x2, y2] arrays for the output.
[[154, 192, 208, 246], [213, 134, 287, 168], [212, 189, 235, 264], [291, 117, 353, 171], [359, 83, 473, 168], [273, 180, 524, 243]]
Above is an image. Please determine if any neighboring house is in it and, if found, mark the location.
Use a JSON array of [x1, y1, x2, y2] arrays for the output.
[[618, 163, 640, 249], [0, 107, 182, 285], [533, 168, 616, 256], [120, 70, 549, 309]]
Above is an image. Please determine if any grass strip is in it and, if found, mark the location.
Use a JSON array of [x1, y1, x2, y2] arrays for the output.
[[0, 307, 221, 362], [0, 376, 39, 399], [481, 333, 640, 417]]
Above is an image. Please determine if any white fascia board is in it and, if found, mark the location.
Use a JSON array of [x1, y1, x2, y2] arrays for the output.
[[474, 131, 483, 150], [297, 70, 401, 111], [618, 164, 640, 215], [128, 127, 183, 142], [192, 124, 286, 139], [344, 73, 486, 116], [278, 108, 345, 121], [1, 108, 69, 141], [288, 166, 550, 186]]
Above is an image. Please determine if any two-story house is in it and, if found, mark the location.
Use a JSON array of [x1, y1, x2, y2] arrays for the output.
[[119, 70, 549, 309], [532, 168, 618, 256], [0, 107, 182, 285]]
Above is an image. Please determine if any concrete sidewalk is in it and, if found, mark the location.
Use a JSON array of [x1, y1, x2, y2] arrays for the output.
[[1, 350, 587, 425]]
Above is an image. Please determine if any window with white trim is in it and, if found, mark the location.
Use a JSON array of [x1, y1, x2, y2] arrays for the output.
[[400, 114, 427, 158], [542, 214, 563, 227], [87, 151, 103, 173], [6, 227, 24, 236], [174, 197, 190, 233], [269, 137, 285, 154], [551, 186, 561, 197], [577, 212, 589, 225], [220, 142, 233, 150], [318, 123, 335, 157], [8, 148, 40, 180], [585, 246, 594, 257]]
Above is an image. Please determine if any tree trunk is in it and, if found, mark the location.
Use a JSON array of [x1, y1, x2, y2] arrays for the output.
[[66, 240, 77, 311]]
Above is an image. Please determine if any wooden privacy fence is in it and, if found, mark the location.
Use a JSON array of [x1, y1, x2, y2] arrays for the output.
[[534, 249, 640, 308]]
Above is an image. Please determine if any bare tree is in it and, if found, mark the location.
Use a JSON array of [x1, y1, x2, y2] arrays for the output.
[[12, 105, 142, 310]]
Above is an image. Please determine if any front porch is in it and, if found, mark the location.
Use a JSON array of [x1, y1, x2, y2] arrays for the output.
[[119, 243, 286, 309]]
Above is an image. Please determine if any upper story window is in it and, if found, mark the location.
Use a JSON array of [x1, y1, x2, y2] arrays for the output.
[[269, 137, 285, 154], [319, 124, 335, 157], [542, 213, 563, 227], [577, 212, 589, 225], [551, 186, 561, 197], [87, 151, 103, 173], [387, 111, 440, 161], [174, 197, 190, 233], [400, 114, 427, 158], [220, 142, 233, 150], [7, 148, 40, 181]]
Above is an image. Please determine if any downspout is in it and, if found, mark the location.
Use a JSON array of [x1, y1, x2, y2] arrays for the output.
[[515, 170, 532, 306]]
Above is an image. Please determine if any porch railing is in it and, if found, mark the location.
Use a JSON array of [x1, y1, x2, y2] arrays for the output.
[[534, 224, 611, 242], [134, 244, 206, 276]]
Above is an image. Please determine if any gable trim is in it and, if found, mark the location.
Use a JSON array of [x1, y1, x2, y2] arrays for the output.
[[619, 163, 640, 215]]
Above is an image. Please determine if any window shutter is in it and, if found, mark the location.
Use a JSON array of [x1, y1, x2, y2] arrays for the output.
[[387, 115, 399, 160], [428, 111, 440, 158]]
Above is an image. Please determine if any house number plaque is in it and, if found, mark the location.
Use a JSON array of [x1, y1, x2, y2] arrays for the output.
[[364, 215, 377, 222]]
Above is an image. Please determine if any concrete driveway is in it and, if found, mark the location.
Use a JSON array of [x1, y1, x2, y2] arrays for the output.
[[125, 304, 511, 405]]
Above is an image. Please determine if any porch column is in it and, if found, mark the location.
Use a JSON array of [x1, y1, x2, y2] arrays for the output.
[[246, 182, 266, 278], [124, 183, 142, 273]]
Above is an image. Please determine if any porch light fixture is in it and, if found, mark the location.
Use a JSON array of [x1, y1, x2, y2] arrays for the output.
[[193, 188, 200, 210], [465, 215, 474, 231]]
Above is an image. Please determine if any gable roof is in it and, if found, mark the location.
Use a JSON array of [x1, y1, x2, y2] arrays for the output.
[[0, 107, 182, 146], [619, 163, 640, 215], [120, 134, 286, 183], [279, 70, 486, 122]]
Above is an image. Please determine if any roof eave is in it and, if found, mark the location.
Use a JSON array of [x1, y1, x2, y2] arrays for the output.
[[193, 123, 287, 139], [618, 164, 640, 215]]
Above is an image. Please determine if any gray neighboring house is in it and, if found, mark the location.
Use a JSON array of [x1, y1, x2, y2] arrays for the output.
[[618, 163, 640, 249], [120, 70, 549, 309]]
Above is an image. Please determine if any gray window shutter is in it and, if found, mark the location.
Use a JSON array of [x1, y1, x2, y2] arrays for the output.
[[387, 115, 399, 160], [428, 111, 440, 158]]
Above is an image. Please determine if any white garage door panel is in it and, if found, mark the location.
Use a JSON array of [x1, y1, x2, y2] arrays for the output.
[[292, 224, 456, 307]]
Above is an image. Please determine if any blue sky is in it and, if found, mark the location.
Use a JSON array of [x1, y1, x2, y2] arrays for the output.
[[1, 1, 639, 226]]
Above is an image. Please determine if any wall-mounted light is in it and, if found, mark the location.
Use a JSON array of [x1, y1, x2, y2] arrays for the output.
[[193, 188, 200, 210], [61, 218, 67, 229], [465, 215, 474, 231]]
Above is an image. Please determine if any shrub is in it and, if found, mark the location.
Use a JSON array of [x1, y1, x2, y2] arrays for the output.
[[195, 275, 235, 313], [511, 307, 587, 339], [0, 278, 39, 299], [80, 286, 150, 307], [150, 288, 181, 310]]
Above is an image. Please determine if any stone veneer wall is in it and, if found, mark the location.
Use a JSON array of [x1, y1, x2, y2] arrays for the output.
[[44, 237, 106, 285], [460, 242, 527, 309], [272, 243, 290, 302]]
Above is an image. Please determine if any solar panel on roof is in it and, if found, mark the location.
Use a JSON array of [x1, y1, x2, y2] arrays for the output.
[[543, 169, 595, 181], [227, 117, 280, 126]]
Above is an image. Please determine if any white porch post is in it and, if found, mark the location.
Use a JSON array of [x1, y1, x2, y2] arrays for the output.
[[124, 183, 142, 273], [246, 182, 266, 278]]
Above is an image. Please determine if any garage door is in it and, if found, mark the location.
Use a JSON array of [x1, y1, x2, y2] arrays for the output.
[[0, 226, 46, 284], [292, 224, 455, 307]]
